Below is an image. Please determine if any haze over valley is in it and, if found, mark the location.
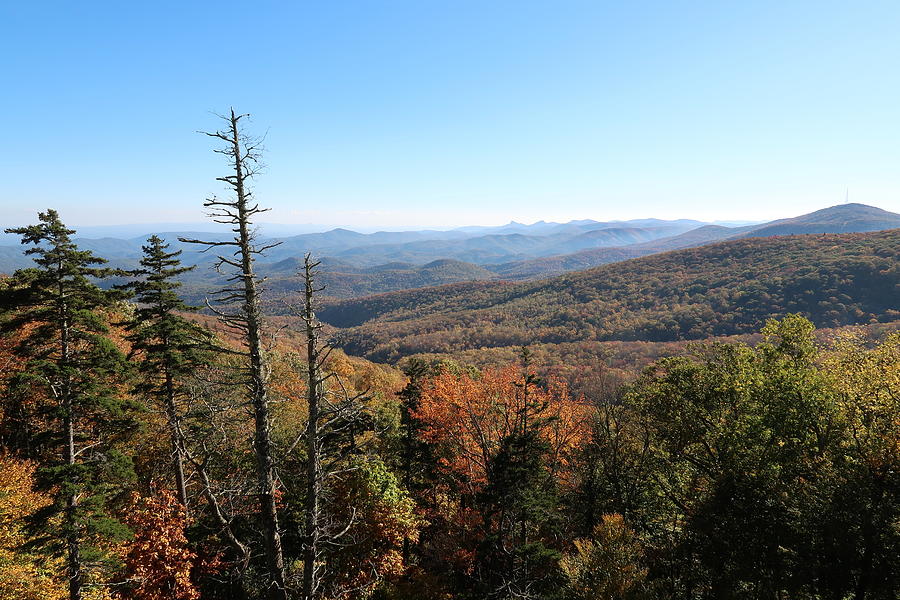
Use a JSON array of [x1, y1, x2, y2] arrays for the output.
[[2, 202, 897, 302]]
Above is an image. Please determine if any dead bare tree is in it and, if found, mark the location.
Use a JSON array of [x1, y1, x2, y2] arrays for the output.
[[180, 109, 287, 600], [292, 254, 370, 600]]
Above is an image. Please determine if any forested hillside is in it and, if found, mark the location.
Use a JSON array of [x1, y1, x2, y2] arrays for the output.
[[321, 230, 900, 361], [1, 111, 898, 600], [2, 212, 899, 599], [3, 241, 898, 599]]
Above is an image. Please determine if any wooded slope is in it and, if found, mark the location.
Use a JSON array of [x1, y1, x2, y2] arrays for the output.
[[321, 230, 900, 361]]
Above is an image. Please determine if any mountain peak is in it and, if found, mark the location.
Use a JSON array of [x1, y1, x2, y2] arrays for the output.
[[740, 202, 900, 238]]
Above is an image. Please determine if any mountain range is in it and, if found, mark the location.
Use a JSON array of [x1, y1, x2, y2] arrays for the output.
[[1, 203, 899, 301], [490, 203, 900, 278]]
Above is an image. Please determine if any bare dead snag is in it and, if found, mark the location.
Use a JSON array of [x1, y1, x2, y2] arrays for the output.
[[180, 109, 287, 600], [295, 254, 371, 600]]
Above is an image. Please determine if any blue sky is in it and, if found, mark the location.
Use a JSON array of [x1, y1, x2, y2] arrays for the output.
[[2, 1, 899, 229]]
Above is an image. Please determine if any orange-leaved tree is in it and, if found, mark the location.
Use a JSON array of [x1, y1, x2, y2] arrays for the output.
[[560, 513, 650, 600], [325, 457, 423, 599], [119, 490, 199, 600], [413, 364, 592, 493], [411, 361, 593, 589], [0, 453, 65, 600]]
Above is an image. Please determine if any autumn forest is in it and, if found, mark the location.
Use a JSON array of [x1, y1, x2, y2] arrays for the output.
[[1, 112, 898, 600]]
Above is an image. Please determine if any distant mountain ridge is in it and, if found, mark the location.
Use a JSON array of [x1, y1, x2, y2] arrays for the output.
[[1, 216, 701, 271], [1, 203, 898, 300], [494, 203, 900, 278], [735, 203, 900, 237]]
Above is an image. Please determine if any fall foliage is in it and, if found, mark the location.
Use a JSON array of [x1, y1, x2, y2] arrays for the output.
[[2, 206, 899, 600], [0, 454, 65, 600], [119, 490, 199, 600], [561, 514, 649, 600], [414, 364, 591, 491]]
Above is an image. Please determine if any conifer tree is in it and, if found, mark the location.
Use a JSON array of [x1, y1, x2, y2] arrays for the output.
[[478, 349, 562, 598], [122, 235, 214, 509], [1, 209, 135, 600], [395, 357, 440, 566], [479, 429, 561, 598]]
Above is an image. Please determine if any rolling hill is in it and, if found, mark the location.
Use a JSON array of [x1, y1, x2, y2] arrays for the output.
[[259, 258, 496, 302], [166, 257, 498, 308], [320, 229, 900, 361]]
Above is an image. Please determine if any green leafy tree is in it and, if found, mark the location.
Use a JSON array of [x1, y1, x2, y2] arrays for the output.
[[625, 315, 840, 598], [2, 209, 136, 600], [820, 332, 900, 599]]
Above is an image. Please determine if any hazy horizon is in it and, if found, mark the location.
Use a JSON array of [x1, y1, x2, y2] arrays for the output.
[[0, 212, 787, 240]]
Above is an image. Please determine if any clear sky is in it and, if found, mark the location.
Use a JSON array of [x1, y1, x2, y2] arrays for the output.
[[2, 1, 899, 229]]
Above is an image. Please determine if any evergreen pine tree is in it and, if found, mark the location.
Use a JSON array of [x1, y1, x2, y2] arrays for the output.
[[2, 209, 136, 600], [121, 235, 214, 509], [477, 350, 563, 599], [479, 429, 562, 599]]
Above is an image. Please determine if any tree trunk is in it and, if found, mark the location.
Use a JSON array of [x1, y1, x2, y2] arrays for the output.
[[303, 258, 321, 600], [64, 406, 82, 600], [164, 364, 189, 510], [229, 110, 286, 600], [183, 109, 287, 598], [59, 275, 82, 600]]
